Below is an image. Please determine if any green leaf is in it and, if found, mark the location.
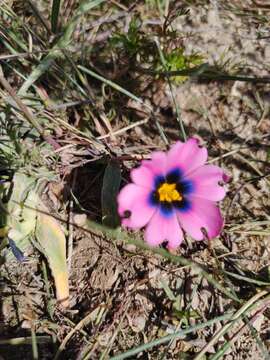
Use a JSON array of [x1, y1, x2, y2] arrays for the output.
[[35, 202, 69, 308], [158, 48, 204, 84], [51, 0, 61, 33], [101, 160, 121, 228], [1, 172, 69, 306], [6, 173, 39, 259]]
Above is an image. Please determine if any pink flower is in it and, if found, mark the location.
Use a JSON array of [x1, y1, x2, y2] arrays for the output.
[[117, 138, 227, 249]]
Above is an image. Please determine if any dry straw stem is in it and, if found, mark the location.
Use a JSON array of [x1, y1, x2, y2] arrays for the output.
[[211, 300, 270, 360], [98, 300, 131, 360], [97, 118, 149, 140], [193, 290, 269, 360], [78, 65, 153, 113], [110, 313, 234, 360], [0, 73, 44, 134], [0, 336, 52, 345], [43, 110, 106, 151], [19, 203, 242, 304], [78, 65, 168, 145], [92, 223, 241, 303], [12, 203, 270, 358], [0, 72, 60, 149], [18, 0, 106, 94], [53, 309, 101, 360]]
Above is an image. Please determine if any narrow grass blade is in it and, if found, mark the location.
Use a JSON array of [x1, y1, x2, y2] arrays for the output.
[[51, 0, 61, 33], [31, 326, 38, 360], [224, 270, 270, 287], [85, 220, 240, 303], [18, 0, 105, 94], [193, 290, 269, 360], [0, 74, 44, 135], [110, 312, 233, 360], [136, 64, 270, 83], [78, 65, 153, 112], [77, 66, 171, 144], [154, 37, 186, 141], [28, 0, 51, 34]]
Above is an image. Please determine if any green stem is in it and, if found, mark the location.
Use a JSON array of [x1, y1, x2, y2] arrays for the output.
[[135, 64, 270, 83]]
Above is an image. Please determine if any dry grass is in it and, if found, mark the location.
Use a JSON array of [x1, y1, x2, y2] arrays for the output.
[[0, 0, 270, 359]]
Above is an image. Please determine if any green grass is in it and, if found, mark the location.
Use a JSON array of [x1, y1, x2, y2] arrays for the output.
[[0, 1, 270, 359]]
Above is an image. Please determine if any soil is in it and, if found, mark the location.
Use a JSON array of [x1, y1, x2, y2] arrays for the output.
[[1, 1, 270, 359]]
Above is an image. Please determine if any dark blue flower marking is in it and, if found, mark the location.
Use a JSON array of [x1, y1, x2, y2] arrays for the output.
[[149, 168, 194, 216]]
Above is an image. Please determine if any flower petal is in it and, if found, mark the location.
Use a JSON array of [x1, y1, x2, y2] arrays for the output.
[[141, 151, 167, 177], [145, 209, 183, 249], [177, 198, 223, 240], [131, 165, 156, 189], [117, 184, 155, 229], [167, 138, 207, 176], [187, 165, 227, 201]]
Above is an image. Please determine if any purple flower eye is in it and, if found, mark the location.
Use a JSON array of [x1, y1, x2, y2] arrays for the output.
[[117, 138, 227, 249]]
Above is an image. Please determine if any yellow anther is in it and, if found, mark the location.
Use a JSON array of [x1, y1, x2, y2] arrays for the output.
[[158, 183, 182, 202]]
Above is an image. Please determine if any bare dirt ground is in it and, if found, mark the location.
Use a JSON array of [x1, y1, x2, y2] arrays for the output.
[[1, 1, 270, 359]]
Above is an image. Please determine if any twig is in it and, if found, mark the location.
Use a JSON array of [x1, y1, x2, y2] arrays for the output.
[[97, 118, 149, 139]]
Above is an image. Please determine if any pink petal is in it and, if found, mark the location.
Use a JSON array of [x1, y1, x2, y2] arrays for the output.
[[117, 184, 155, 229], [131, 165, 155, 189], [167, 138, 207, 176], [145, 210, 183, 249], [177, 198, 223, 240], [187, 165, 226, 201], [141, 151, 167, 177], [166, 140, 184, 170]]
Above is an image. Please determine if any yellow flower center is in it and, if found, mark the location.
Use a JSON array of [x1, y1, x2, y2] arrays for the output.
[[158, 183, 182, 202]]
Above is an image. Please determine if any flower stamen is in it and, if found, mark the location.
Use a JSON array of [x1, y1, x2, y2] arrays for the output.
[[158, 183, 182, 202]]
